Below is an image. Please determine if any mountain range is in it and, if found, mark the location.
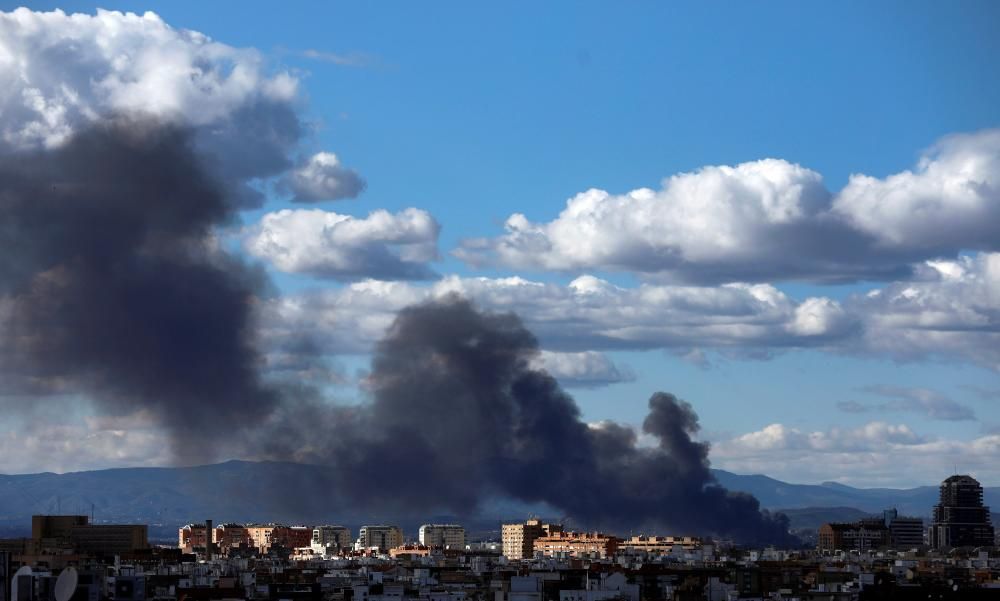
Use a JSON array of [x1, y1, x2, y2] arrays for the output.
[[1, 461, 996, 540]]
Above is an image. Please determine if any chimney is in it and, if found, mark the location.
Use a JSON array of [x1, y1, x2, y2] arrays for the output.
[[205, 519, 213, 558]]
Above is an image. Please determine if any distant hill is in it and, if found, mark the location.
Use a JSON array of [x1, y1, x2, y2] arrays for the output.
[[1, 461, 996, 541], [0, 460, 539, 541], [711, 469, 1000, 517]]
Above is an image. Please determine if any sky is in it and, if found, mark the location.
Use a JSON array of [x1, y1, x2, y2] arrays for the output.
[[0, 1, 999, 488]]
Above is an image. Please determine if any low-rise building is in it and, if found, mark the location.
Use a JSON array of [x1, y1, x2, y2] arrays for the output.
[[214, 523, 251, 552], [32, 516, 89, 540], [312, 525, 352, 552], [502, 519, 562, 560], [532, 531, 619, 558], [619, 535, 702, 554], [883, 509, 924, 549], [817, 519, 889, 552], [418, 524, 465, 549], [179, 524, 207, 551], [388, 544, 433, 558], [247, 525, 313, 552], [355, 525, 403, 552], [69, 524, 148, 555]]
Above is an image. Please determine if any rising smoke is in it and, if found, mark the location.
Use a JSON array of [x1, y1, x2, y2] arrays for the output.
[[0, 117, 280, 463], [0, 119, 793, 545], [327, 296, 796, 545]]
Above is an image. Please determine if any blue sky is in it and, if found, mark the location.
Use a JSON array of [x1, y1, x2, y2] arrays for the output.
[[1, 1, 999, 486]]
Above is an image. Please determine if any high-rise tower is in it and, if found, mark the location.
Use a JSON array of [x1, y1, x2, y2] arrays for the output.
[[929, 475, 994, 549]]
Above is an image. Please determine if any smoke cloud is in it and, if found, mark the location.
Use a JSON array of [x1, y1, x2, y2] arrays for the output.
[[0, 117, 279, 463], [0, 118, 792, 544], [268, 295, 795, 545]]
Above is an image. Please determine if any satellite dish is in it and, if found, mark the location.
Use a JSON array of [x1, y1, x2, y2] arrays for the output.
[[54, 567, 78, 601], [11, 566, 32, 601]]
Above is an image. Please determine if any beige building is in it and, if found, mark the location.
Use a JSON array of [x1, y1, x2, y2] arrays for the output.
[[214, 523, 251, 552], [418, 524, 465, 549], [620, 535, 702, 554], [178, 523, 208, 550], [501, 518, 562, 560], [533, 531, 618, 558], [312, 525, 352, 551], [247, 525, 313, 552], [355, 525, 404, 552], [389, 544, 433, 558]]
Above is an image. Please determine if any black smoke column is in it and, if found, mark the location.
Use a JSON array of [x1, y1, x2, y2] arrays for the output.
[[0, 117, 279, 462], [347, 295, 796, 545]]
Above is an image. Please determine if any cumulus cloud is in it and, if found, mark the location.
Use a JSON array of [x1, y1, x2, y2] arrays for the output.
[[259, 274, 854, 359], [848, 252, 1000, 370], [833, 130, 1000, 250], [457, 130, 1000, 284], [278, 152, 366, 202], [712, 421, 1000, 487], [0, 8, 291, 148], [0, 7, 302, 193], [245, 208, 440, 281], [261, 252, 1000, 372], [0, 7, 333, 208], [532, 351, 636, 388]]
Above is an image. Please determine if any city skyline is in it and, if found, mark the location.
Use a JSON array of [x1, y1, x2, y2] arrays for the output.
[[0, 0, 998, 497]]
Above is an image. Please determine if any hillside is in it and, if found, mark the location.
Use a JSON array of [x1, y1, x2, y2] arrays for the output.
[[711, 470, 1000, 517]]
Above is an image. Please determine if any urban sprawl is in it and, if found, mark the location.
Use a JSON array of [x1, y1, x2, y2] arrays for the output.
[[1, 475, 998, 600]]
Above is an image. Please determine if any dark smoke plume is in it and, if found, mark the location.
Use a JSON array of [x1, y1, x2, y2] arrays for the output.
[[0, 117, 279, 462], [273, 296, 795, 545], [0, 118, 792, 544]]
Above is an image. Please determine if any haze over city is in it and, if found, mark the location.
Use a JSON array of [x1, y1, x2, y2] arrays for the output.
[[1, 0, 1000, 542]]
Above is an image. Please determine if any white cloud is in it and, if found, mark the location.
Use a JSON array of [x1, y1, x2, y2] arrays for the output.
[[833, 129, 1000, 250], [258, 279, 422, 359], [457, 130, 1000, 283], [847, 252, 1000, 370], [0, 7, 327, 207], [261, 252, 1000, 371], [532, 351, 635, 388], [259, 274, 852, 359], [279, 152, 366, 202], [712, 421, 1000, 488], [0, 7, 295, 148], [456, 159, 845, 282], [790, 297, 853, 337], [245, 208, 440, 280]]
